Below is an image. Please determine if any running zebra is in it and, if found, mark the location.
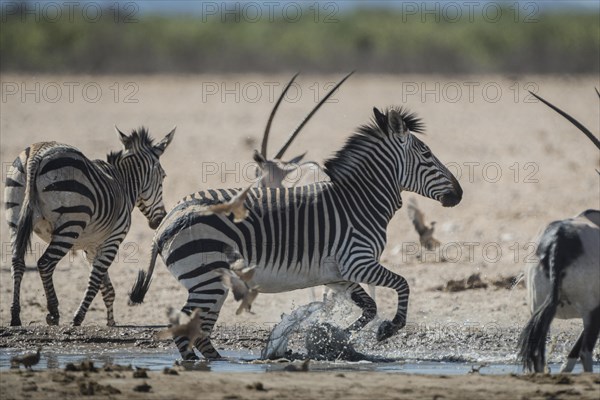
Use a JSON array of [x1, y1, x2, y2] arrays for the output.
[[5, 127, 175, 327], [130, 107, 462, 360]]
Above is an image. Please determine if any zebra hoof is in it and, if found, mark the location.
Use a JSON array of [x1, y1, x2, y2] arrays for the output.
[[183, 353, 200, 361], [376, 320, 397, 342], [72, 315, 85, 326], [10, 317, 22, 327], [46, 314, 60, 326]]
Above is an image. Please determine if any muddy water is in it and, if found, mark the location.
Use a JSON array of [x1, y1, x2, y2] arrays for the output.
[[1, 347, 590, 374]]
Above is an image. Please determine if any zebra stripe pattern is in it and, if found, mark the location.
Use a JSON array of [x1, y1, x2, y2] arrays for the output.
[[131, 107, 462, 360], [4, 127, 175, 326]]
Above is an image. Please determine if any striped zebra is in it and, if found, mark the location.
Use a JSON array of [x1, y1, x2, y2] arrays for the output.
[[130, 107, 462, 360], [4, 127, 175, 327]]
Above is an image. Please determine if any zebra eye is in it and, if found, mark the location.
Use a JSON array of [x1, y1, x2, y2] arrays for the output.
[[422, 150, 432, 157]]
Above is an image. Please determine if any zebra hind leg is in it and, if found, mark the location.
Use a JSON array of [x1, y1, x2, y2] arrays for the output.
[[172, 305, 201, 361], [10, 255, 26, 326], [172, 306, 220, 361], [99, 274, 116, 327], [192, 288, 229, 360], [37, 239, 78, 325], [6, 150, 27, 326], [174, 284, 228, 360], [73, 243, 119, 326], [192, 309, 224, 360]]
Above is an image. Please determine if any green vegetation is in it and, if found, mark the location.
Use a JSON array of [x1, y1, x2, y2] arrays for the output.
[[1, 3, 598, 74]]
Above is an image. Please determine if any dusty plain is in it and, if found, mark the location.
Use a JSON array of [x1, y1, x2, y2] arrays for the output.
[[0, 74, 599, 399]]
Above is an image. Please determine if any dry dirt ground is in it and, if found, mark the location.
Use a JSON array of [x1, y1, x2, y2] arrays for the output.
[[2, 369, 599, 400], [0, 74, 599, 398]]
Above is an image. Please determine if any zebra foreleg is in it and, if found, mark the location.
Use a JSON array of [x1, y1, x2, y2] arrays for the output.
[[342, 261, 410, 342], [10, 256, 26, 326], [326, 282, 377, 333], [99, 274, 116, 327]]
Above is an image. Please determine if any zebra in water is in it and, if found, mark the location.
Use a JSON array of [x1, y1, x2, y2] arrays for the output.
[[5, 127, 175, 327], [130, 107, 462, 360]]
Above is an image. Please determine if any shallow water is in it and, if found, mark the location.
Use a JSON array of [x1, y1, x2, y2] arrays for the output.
[[1, 347, 591, 374]]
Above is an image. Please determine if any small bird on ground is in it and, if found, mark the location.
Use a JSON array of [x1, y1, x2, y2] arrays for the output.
[[207, 185, 252, 222], [216, 259, 259, 315], [283, 359, 310, 372], [11, 347, 42, 370], [406, 198, 440, 250], [157, 308, 205, 350]]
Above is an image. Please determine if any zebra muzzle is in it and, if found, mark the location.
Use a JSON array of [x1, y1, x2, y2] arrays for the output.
[[440, 179, 463, 208], [440, 191, 461, 208]]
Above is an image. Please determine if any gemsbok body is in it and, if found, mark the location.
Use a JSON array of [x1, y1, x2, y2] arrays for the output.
[[130, 106, 462, 360], [518, 90, 600, 373], [4, 127, 174, 326], [520, 210, 600, 372]]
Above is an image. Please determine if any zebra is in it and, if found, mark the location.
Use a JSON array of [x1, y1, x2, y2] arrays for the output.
[[518, 90, 600, 373], [130, 106, 463, 360], [4, 126, 175, 327], [253, 72, 370, 302]]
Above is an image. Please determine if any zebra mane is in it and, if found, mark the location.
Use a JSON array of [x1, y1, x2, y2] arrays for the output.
[[107, 127, 155, 165], [106, 151, 123, 165], [324, 107, 424, 182]]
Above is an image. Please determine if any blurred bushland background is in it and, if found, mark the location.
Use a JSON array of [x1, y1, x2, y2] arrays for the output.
[[1, 0, 598, 75]]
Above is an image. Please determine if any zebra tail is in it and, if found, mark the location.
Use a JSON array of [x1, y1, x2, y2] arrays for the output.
[[517, 223, 582, 372], [128, 240, 159, 305], [14, 155, 40, 260]]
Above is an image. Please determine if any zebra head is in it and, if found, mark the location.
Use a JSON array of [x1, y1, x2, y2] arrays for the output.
[[115, 126, 175, 229], [373, 107, 462, 207]]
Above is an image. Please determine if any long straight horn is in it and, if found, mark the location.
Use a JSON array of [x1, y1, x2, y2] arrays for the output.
[[261, 73, 300, 157], [274, 71, 355, 160], [529, 90, 600, 150]]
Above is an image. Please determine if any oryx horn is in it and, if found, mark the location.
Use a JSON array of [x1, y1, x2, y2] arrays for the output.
[[529, 90, 600, 150], [260, 73, 300, 157], [273, 71, 355, 160]]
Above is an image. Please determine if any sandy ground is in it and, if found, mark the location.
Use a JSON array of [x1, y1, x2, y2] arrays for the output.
[[0, 74, 599, 397], [2, 368, 599, 400]]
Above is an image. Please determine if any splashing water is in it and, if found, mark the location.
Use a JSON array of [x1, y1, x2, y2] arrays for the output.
[[262, 292, 379, 361]]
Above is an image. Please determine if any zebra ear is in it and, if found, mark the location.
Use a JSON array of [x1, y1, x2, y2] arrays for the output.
[[387, 109, 408, 140], [373, 107, 388, 134], [154, 126, 176, 156], [115, 125, 130, 148]]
